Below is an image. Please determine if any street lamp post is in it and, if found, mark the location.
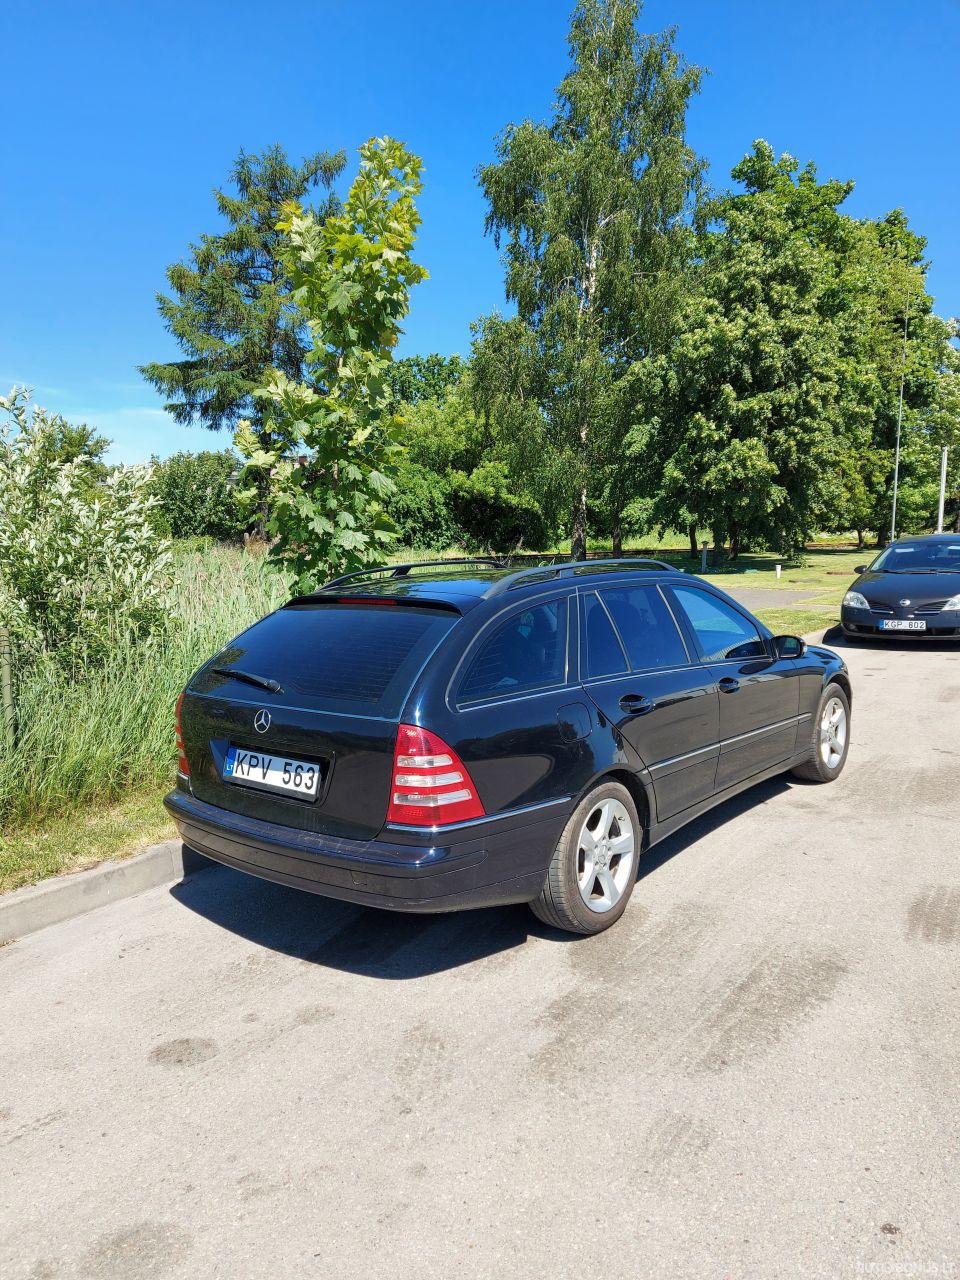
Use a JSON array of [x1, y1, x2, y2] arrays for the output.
[[937, 445, 949, 534]]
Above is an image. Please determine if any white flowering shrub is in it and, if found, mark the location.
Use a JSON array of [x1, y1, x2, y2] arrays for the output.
[[0, 388, 171, 670]]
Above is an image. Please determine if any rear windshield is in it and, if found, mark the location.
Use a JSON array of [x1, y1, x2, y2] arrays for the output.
[[199, 604, 458, 717]]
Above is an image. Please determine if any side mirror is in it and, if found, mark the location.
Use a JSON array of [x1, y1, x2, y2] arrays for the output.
[[772, 634, 806, 659], [854, 565, 867, 574]]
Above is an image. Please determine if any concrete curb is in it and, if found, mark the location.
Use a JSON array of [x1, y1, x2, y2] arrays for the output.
[[0, 840, 211, 946]]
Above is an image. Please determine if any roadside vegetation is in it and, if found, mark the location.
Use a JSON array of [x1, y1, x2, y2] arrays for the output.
[[0, 544, 287, 892]]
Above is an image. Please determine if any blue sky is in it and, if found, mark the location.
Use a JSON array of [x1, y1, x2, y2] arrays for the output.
[[2, 0, 958, 463]]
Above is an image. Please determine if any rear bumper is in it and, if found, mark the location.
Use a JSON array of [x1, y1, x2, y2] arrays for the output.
[[164, 788, 568, 913]]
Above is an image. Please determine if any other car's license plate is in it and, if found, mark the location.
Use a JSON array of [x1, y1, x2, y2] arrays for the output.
[[223, 747, 321, 798], [879, 619, 926, 631]]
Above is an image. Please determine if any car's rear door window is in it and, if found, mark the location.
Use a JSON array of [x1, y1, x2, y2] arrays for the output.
[[458, 599, 568, 704], [669, 586, 767, 662], [582, 592, 629, 678], [597, 586, 689, 671]]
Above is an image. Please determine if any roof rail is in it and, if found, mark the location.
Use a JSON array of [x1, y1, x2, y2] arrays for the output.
[[485, 556, 680, 595], [319, 557, 507, 591]]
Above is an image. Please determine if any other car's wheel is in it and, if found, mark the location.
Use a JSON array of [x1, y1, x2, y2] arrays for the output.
[[791, 682, 851, 783], [530, 780, 640, 935]]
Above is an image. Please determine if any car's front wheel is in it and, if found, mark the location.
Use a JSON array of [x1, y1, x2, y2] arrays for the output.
[[529, 781, 641, 935], [791, 682, 851, 783]]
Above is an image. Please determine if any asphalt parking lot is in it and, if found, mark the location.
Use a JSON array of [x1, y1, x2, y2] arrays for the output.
[[2, 635, 959, 1280]]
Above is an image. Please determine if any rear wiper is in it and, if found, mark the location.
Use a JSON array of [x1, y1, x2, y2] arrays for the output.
[[211, 666, 283, 694]]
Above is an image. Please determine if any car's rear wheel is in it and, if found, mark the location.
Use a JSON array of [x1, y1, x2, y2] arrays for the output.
[[529, 781, 640, 935], [791, 683, 851, 783]]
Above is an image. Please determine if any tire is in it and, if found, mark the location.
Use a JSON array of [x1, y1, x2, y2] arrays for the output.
[[791, 682, 851, 783], [529, 780, 641, 935]]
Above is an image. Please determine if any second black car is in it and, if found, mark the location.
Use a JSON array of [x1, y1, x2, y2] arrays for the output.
[[841, 534, 960, 640]]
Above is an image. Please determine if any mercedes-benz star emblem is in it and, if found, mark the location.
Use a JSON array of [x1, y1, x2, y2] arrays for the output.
[[899, 598, 912, 607], [253, 709, 271, 734]]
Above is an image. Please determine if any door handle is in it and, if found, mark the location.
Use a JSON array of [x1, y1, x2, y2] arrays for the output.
[[619, 693, 656, 715], [718, 676, 740, 694]]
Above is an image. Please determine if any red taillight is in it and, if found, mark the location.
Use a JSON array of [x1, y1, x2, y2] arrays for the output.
[[386, 724, 484, 827], [175, 691, 190, 777]]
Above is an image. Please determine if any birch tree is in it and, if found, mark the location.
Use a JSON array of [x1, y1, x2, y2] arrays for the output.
[[472, 0, 703, 558]]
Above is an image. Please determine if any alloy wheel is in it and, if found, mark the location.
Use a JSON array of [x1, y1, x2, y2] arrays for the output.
[[576, 798, 636, 913], [819, 696, 847, 770]]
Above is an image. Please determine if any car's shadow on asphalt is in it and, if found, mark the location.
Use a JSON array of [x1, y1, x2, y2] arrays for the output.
[[636, 776, 795, 881], [170, 866, 543, 980], [823, 625, 960, 654], [169, 774, 809, 979]]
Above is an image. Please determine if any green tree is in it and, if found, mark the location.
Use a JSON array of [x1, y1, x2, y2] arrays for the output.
[[34, 415, 108, 472], [810, 206, 948, 545], [388, 354, 464, 405], [384, 462, 455, 550], [148, 450, 247, 542], [140, 144, 346, 439], [16, 398, 110, 497], [447, 460, 551, 551], [235, 138, 427, 592], [472, 0, 704, 558], [401, 387, 483, 476], [631, 143, 853, 557], [930, 323, 960, 531], [395, 378, 554, 550]]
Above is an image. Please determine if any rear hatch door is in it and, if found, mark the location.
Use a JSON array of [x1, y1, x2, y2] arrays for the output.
[[182, 600, 459, 840]]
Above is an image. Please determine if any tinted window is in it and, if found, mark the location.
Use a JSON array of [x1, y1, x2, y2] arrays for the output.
[[583, 592, 628, 678], [671, 587, 767, 662], [459, 599, 567, 703], [872, 541, 960, 571], [201, 604, 457, 716], [599, 586, 689, 671]]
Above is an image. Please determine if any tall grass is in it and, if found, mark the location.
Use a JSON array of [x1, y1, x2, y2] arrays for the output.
[[0, 544, 288, 825]]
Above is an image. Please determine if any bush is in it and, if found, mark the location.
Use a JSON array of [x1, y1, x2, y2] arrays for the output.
[[448, 461, 550, 551], [0, 389, 171, 671], [385, 462, 456, 550], [0, 544, 289, 826], [149, 450, 247, 541]]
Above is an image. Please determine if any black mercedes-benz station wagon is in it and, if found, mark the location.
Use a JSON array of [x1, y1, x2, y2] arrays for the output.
[[167, 558, 852, 935], [840, 533, 960, 641]]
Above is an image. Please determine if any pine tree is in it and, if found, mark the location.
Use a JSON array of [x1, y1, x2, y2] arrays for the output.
[[140, 144, 346, 439]]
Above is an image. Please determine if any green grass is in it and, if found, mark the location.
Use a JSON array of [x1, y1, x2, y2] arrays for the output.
[[0, 544, 288, 892], [686, 546, 868, 637], [0, 786, 173, 894], [0, 537, 868, 893]]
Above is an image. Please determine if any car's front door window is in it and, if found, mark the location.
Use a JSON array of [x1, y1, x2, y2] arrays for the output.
[[670, 586, 767, 662]]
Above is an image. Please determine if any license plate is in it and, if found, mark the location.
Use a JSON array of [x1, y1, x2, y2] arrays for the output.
[[879, 619, 926, 631], [223, 747, 322, 799]]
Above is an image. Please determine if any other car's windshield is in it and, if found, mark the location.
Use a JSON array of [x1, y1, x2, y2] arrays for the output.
[[870, 542, 960, 572]]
